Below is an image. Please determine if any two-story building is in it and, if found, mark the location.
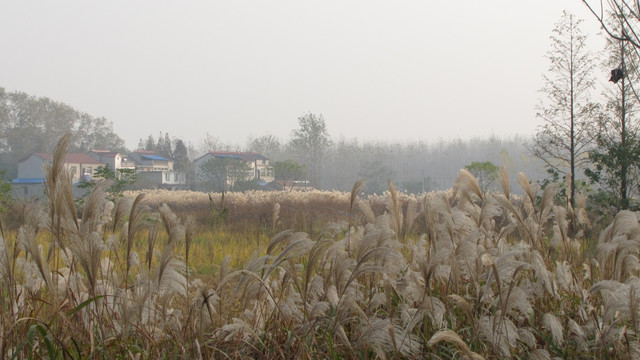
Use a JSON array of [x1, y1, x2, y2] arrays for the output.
[[127, 151, 186, 190], [12, 153, 105, 198], [194, 151, 273, 189], [88, 150, 136, 171], [12, 149, 188, 198]]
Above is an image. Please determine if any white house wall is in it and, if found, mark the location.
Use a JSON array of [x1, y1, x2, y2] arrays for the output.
[[18, 155, 47, 178]]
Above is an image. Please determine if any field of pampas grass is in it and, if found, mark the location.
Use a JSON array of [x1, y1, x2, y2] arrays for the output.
[[124, 185, 421, 236], [2, 135, 640, 359]]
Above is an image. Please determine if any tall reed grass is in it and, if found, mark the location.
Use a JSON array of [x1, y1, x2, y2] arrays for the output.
[[0, 135, 638, 359]]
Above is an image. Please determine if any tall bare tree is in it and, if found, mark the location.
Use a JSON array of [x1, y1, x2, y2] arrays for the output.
[[532, 11, 599, 208], [586, 17, 640, 211], [583, 1, 640, 103]]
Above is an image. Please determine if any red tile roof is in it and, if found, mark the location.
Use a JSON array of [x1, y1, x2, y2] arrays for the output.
[[32, 153, 104, 164], [90, 150, 119, 156]]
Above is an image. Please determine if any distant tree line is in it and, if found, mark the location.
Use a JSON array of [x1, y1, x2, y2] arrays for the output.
[[0, 85, 549, 197], [0, 87, 126, 178]]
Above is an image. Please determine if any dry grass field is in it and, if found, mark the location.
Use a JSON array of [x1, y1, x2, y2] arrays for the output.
[[1, 135, 639, 359]]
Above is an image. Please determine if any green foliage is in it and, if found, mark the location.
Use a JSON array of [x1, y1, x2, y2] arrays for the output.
[[78, 165, 137, 202], [289, 113, 332, 187], [0, 168, 12, 213], [273, 160, 305, 183], [0, 87, 127, 176], [464, 161, 499, 193], [199, 157, 252, 192], [209, 192, 228, 227], [585, 133, 640, 210], [173, 139, 195, 188]]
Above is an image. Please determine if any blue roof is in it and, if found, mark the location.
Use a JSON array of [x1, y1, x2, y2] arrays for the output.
[[12, 178, 45, 184], [141, 154, 168, 161]]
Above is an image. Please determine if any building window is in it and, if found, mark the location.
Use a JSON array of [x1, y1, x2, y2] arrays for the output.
[[165, 172, 170, 181], [86, 166, 93, 174], [174, 173, 178, 182]]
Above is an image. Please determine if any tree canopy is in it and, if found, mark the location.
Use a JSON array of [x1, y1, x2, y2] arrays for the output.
[[0, 87, 127, 177]]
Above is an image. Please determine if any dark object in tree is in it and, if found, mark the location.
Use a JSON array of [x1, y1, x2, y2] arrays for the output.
[[610, 66, 624, 83]]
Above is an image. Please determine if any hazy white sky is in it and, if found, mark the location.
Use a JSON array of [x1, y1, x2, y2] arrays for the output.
[[0, 1, 604, 150]]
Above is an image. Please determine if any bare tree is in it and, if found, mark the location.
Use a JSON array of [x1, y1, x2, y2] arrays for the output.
[[583, 0, 640, 102], [532, 11, 599, 208], [586, 18, 640, 210], [246, 134, 283, 160], [583, 1, 640, 47]]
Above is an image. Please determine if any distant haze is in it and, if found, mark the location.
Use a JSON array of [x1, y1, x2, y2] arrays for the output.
[[0, 1, 603, 149]]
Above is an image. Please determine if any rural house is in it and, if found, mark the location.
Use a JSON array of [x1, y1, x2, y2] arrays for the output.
[[194, 151, 274, 190], [12, 153, 105, 198], [88, 150, 136, 171], [127, 150, 187, 189], [12, 149, 188, 198]]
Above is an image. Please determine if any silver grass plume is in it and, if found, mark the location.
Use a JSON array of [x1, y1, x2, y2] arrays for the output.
[[146, 224, 158, 274], [262, 232, 314, 279], [349, 179, 366, 219], [184, 216, 195, 288], [528, 349, 551, 360], [158, 203, 180, 243], [69, 230, 106, 293], [271, 202, 280, 233], [340, 246, 403, 297], [266, 230, 294, 256], [112, 196, 131, 233], [455, 168, 484, 205], [66, 181, 111, 292], [539, 183, 556, 225], [599, 210, 640, 244], [358, 199, 376, 224], [355, 317, 421, 358], [44, 133, 76, 245], [404, 199, 420, 239], [79, 180, 110, 234], [478, 196, 503, 235], [125, 193, 146, 288], [387, 180, 403, 241], [517, 172, 537, 209], [155, 204, 186, 298], [428, 329, 485, 360], [347, 178, 366, 254], [18, 225, 53, 291], [302, 239, 332, 303], [542, 313, 564, 345], [478, 314, 518, 358], [499, 166, 510, 199], [574, 192, 591, 229]]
